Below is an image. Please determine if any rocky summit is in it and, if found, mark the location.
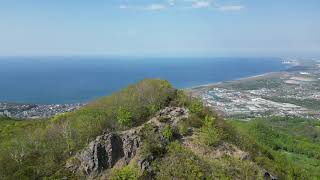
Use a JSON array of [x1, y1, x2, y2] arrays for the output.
[[66, 107, 189, 178]]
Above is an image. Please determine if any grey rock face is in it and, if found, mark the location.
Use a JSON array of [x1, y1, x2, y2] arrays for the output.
[[122, 133, 141, 164], [67, 130, 143, 177], [77, 131, 124, 177]]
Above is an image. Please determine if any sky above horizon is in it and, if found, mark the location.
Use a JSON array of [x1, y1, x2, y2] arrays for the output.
[[0, 0, 320, 57]]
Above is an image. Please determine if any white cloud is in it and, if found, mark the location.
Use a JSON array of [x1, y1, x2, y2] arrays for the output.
[[168, 0, 175, 6], [119, 5, 128, 9], [144, 4, 167, 11], [118, 1, 244, 12], [119, 3, 167, 11], [218, 5, 244, 11], [192, 1, 210, 9]]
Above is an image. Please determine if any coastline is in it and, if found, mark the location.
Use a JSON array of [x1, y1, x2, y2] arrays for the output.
[[185, 71, 285, 91], [186, 58, 304, 91]]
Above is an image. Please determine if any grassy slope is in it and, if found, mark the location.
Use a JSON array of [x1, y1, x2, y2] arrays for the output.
[[0, 79, 176, 179], [229, 117, 320, 178]]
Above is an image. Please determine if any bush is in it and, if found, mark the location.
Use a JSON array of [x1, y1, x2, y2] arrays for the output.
[[155, 141, 207, 179], [162, 125, 174, 141], [189, 99, 203, 115], [199, 127, 223, 146], [110, 166, 140, 180], [178, 121, 189, 136], [140, 123, 166, 158], [185, 114, 203, 128], [199, 116, 223, 146], [117, 107, 132, 126], [174, 90, 190, 107]]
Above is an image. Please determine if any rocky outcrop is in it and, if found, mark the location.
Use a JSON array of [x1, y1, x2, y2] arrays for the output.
[[66, 131, 124, 177], [138, 156, 155, 179], [121, 131, 142, 164], [66, 130, 143, 178], [156, 107, 189, 126], [66, 107, 189, 178]]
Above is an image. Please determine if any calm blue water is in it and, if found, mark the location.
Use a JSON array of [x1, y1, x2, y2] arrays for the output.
[[0, 57, 286, 104]]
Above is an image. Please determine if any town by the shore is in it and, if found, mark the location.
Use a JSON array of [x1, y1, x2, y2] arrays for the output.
[[188, 58, 320, 120], [0, 102, 84, 119]]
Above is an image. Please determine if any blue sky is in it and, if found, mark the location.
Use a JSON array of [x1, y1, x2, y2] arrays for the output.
[[0, 0, 319, 57]]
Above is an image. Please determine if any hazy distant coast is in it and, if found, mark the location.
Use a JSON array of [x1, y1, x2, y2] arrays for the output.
[[0, 102, 84, 119], [188, 58, 298, 92], [187, 71, 284, 91]]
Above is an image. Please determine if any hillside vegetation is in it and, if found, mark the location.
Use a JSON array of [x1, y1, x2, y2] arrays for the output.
[[0, 79, 319, 179], [230, 117, 320, 178]]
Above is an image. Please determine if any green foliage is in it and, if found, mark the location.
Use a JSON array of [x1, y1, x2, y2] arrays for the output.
[[140, 123, 166, 158], [0, 79, 176, 179], [207, 156, 264, 179], [155, 141, 207, 180], [203, 115, 215, 127], [162, 125, 174, 141], [199, 116, 223, 146], [110, 166, 140, 180], [227, 77, 282, 90], [178, 121, 189, 136], [185, 114, 203, 128], [189, 99, 203, 115], [264, 96, 320, 110], [174, 90, 190, 107], [117, 107, 132, 126], [229, 117, 320, 179]]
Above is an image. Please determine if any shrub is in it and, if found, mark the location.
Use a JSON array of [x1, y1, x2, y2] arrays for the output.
[[199, 126, 223, 146], [162, 125, 174, 141], [141, 140, 165, 158], [186, 114, 203, 128], [203, 115, 215, 127], [178, 121, 189, 136], [110, 166, 140, 180], [140, 123, 166, 158], [116, 107, 132, 126], [155, 141, 207, 179], [189, 99, 203, 115], [199, 116, 223, 146], [174, 90, 190, 107]]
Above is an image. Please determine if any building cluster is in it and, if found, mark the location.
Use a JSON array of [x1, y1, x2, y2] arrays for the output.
[[0, 102, 84, 119], [201, 88, 314, 119], [197, 59, 320, 120]]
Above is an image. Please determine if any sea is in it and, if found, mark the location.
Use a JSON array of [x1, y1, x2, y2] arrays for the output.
[[0, 57, 287, 104]]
